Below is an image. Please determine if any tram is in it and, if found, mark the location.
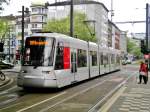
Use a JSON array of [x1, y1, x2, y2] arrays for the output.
[[17, 33, 121, 88]]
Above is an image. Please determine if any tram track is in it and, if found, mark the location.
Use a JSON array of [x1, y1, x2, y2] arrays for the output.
[[0, 68, 136, 112], [15, 71, 130, 112]]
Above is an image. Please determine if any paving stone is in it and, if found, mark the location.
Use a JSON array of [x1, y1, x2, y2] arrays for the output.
[[121, 104, 130, 108], [129, 107, 140, 110], [119, 108, 130, 111], [140, 106, 149, 110], [105, 72, 150, 112], [139, 110, 149, 112]]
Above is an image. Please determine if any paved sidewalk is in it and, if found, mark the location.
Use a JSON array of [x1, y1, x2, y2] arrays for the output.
[[100, 72, 150, 112]]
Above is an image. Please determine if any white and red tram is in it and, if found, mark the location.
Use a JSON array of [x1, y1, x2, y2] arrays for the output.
[[17, 33, 121, 88]]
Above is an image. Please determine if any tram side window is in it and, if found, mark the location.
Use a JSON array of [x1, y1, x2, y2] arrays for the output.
[[116, 55, 120, 65], [111, 54, 115, 64], [78, 49, 87, 67], [90, 51, 97, 66], [55, 44, 64, 70], [100, 53, 103, 65], [104, 54, 108, 65]]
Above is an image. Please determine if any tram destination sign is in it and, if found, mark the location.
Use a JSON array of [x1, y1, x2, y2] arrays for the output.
[[146, 3, 150, 51]]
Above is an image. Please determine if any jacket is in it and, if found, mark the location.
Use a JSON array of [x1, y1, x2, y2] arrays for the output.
[[139, 63, 148, 75]]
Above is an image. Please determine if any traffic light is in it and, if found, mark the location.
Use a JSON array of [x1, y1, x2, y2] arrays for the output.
[[0, 43, 4, 52], [141, 40, 147, 54]]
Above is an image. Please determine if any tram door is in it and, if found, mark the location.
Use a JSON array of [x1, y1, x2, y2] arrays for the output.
[[71, 49, 77, 83]]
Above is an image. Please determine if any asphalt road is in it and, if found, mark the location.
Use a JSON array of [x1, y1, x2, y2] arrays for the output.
[[0, 65, 139, 112]]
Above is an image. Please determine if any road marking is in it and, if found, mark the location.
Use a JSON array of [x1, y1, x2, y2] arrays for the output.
[[40, 80, 107, 112], [0, 102, 21, 111], [16, 91, 66, 112], [0, 78, 14, 89], [0, 86, 17, 95]]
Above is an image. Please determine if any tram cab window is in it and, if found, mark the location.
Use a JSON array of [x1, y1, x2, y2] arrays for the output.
[[77, 49, 87, 67], [55, 43, 64, 70], [23, 37, 55, 66], [90, 51, 97, 66]]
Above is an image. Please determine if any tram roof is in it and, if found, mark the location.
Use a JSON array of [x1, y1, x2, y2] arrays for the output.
[[30, 32, 87, 43]]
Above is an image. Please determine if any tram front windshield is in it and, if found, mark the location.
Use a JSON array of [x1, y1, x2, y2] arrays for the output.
[[23, 37, 55, 67]]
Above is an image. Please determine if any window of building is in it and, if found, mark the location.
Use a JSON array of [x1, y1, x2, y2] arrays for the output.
[[90, 51, 97, 66], [18, 40, 22, 46], [32, 24, 37, 28], [18, 25, 21, 29], [77, 49, 87, 67], [11, 48, 14, 54], [24, 32, 28, 36], [7, 41, 9, 46], [24, 24, 28, 29], [32, 8, 38, 12]]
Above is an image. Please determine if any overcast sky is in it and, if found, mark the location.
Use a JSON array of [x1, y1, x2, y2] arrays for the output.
[[2, 0, 150, 37]]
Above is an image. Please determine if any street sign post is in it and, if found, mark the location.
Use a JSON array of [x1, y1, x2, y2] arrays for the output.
[[146, 3, 150, 50], [146, 3, 150, 70]]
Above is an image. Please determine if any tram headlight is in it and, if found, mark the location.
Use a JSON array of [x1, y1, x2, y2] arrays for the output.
[[42, 71, 51, 74], [21, 70, 27, 73]]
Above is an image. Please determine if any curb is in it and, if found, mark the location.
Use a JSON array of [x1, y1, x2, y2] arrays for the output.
[[2, 71, 20, 73]]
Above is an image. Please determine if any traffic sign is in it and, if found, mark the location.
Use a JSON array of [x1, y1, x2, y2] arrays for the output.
[[144, 54, 150, 59]]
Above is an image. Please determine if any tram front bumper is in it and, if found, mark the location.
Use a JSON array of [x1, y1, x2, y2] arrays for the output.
[[17, 75, 57, 88]]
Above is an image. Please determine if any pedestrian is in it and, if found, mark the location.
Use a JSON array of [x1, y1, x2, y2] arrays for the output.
[[138, 61, 148, 84]]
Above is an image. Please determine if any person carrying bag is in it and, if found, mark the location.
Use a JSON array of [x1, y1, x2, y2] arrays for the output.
[[138, 61, 148, 84]]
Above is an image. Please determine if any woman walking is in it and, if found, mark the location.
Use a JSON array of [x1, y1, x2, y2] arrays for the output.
[[138, 61, 148, 84]]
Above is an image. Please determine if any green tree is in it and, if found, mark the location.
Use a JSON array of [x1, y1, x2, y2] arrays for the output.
[[43, 12, 96, 42], [127, 38, 142, 58], [0, 19, 9, 42], [0, 0, 11, 12]]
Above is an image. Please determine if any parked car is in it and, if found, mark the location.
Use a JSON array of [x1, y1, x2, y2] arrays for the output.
[[126, 59, 132, 64], [122, 60, 127, 65], [0, 60, 14, 69]]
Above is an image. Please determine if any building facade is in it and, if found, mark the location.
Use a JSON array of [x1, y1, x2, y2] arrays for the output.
[[2, 0, 126, 63], [30, 3, 48, 33], [47, 0, 109, 46], [108, 20, 127, 58]]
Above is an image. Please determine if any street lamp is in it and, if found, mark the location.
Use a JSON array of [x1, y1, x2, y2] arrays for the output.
[[8, 25, 13, 63], [45, 0, 74, 37], [83, 20, 96, 38], [70, 0, 74, 37], [83, 20, 100, 75], [18, 6, 30, 65]]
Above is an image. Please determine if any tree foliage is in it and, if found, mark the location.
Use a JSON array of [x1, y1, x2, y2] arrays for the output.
[[0, 19, 9, 42], [43, 12, 96, 42], [0, 0, 10, 11], [127, 38, 142, 57]]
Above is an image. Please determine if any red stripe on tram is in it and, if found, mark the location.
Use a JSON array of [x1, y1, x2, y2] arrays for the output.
[[63, 47, 70, 69]]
